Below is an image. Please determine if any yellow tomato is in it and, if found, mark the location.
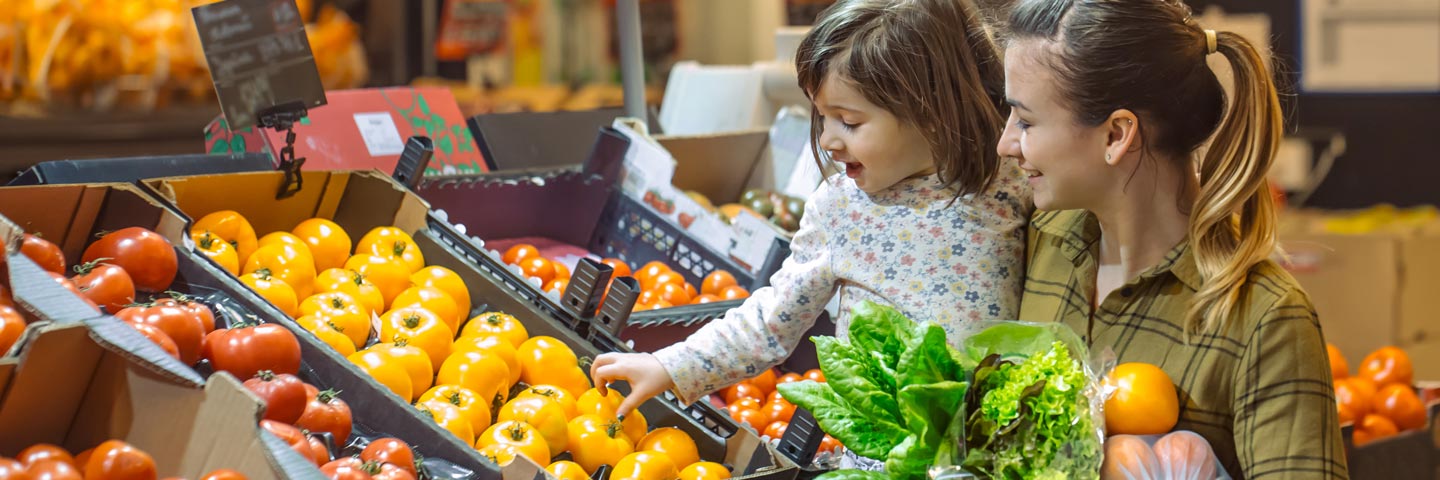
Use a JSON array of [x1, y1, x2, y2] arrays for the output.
[[297, 315, 357, 357], [191, 210, 257, 264], [478, 444, 519, 467], [478, 421, 551, 465], [346, 254, 411, 308], [292, 218, 353, 272], [420, 384, 492, 436], [413, 266, 473, 323], [567, 414, 634, 474], [315, 268, 385, 314], [437, 351, 511, 407], [418, 399, 476, 445], [240, 270, 298, 317], [300, 291, 371, 348], [499, 395, 570, 456], [244, 243, 317, 299], [258, 232, 315, 266], [679, 462, 732, 480], [357, 227, 425, 273], [516, 336, 580, 387], [546, 461, 589, 480], [369, 340, 435, 400], [516, 385, 580, 420], [348, 350, 413, 401], [380, 307, 453, 369], [460, 312, 529, 348], [453, 335, 521, 385], [552, 366, 594, 399], [612, 451, 679, 480], [192, 230, 240, 275], [392, 286, 461, 334], [638, 427, 700, 468], [577, 388, 624, 418]]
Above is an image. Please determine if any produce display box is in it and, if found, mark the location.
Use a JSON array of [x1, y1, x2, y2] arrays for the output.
[[0, 318, 318, 480], [6, 153, 274, 187], [1341, 401, 1440, 479], [143, 169, 808, 480], [619, 304, 830, 376], [0, 179, 493, 479]]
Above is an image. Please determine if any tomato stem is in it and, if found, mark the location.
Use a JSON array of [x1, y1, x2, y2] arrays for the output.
[[404, 315, 421, 329], [393, 241, 408, 256], [255, 370, 276, 381], [318, 389, 342, 403], [255, 268, 274, 281], [506, 423, 528, 441], [393, 337, 409, 347], [605, 421, 624, 438], [330, 297, 345, 309], [328, 321, 346, 333]]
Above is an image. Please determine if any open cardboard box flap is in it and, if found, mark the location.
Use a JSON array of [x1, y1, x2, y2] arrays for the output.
[[657, 129, 770, 205], [145, 170, 430, 237], [0, 319, 318, 479]]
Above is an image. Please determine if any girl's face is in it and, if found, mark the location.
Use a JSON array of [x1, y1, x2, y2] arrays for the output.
[[814, 70, 936, 193], [996, 41, 1116, 211]]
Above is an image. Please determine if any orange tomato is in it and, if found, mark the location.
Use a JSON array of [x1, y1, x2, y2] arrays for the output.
[[192, 210, 258, 264], [504, 244, 541, 265], [392, 286, 462, 334], [1102, 363, 1179, 436], [732, 408, 770, 431], [636, 427, 700, 468], [1358, 346, 1413, 388], [819, 435, 842, 454], [803, 369, 826, 383], [546, 278, 570, 296], [240, 270, 299, 317], [634, 261, 671, 286], [763, 420, 788, 439], [369, 340, 436, 399], [611, 451, 678, 480], [315, 268, 385, 314], [1335, 377, 1376, 424], [411, 266, 473, 326], [244, 243, 317, 299], [348, 351, 413, 400], [749, 369, 777, 394], [691, 294, 721, 305], [420, 385, 492, 437], [193, 231, 240, 275], [1373, 383, 1427, 431], [656, 282, 692, 306], [1354, 414, 1399, 446], [357, 227, 426, 274], [478, 421, 552, 464], [722, 383, 766, 404], [643, 270, 686, 293], [765, 399, 796, 424], [461, 312, 530, 347], [546, 461, 589, 480], [679, 462, 732, 480], [719, 285, 750, 301], [552, 262, 571, 282], [417, 399, 476, 445], [520, 257, 557, 287], [1327, 343, 1349, 380], [438, 351, 512, 406], [729, 397, 763, 413], [601, 258, 632, 278], [453, 335, 522, 385], [296, 315, 358, 357], [499, 395, 571, 455], [380, 308, 453, 368], [637, 289, 662, 306], [345, 254, 412, 309], [777, 372, 803, 386], [300, 291, 371, 348], [701, 270, 738, 296], [292, 218, 353, 272]]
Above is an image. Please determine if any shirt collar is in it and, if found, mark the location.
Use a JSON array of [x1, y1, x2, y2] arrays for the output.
[[1033, 209, 1203, 290]]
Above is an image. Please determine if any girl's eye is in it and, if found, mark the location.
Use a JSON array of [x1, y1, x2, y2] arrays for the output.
[[1015, 120, 1031, 131], [840, 121, 859, 131]]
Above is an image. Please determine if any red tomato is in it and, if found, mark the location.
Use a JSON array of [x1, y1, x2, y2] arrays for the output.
[[297, 386, 354, 449], [46, 273, 99, 312], [115, 303, 205, 365], [70, 262, 135, 314], [83, 440, 156, 480], [372, 464, 414, 480], [320, 457, 374, 480], [763, 421, 789, 439], [204, 322, 302, 379], [201, 469, 249, 480], [82, 227, 177, 293], [360, 438, 416, 477], [242, 370, 309, 424], [306, 436, 332, 466], [20, 234, 65, 274], [1, 306, 25, 357], [260, 420, 310, 458], [155, 294, 218, 333], [125, 322, 181, 360]]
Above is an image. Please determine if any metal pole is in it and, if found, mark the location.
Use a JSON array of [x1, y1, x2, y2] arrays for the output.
[[616, 0, 646, 120]]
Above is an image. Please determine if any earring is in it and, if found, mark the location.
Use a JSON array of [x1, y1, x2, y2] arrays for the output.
[[1105, 153, 1112, 162]]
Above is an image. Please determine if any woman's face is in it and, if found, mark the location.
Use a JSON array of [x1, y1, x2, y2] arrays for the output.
[[996, 41, 1117, 212]]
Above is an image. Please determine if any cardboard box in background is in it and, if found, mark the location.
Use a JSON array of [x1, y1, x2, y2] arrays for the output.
[[204, 87, 489, 176], [1399, 233, 1440, 380], [0, 319, 316, 480], [659, 129, 771, 205]]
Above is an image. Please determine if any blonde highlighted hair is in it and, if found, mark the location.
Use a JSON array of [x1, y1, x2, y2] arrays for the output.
[[1006, 0, 1284, 335]]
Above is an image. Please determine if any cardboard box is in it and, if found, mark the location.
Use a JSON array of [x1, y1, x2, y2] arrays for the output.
[[0, 318, 318, 479], [658, 129, 771, 206], [1399, 233, 1440, 380], [203, 87, 489, 175], [1281, 232, 1402, 367]]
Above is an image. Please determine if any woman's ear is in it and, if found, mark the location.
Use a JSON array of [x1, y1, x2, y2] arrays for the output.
[[1104, 110, 1141, 166]]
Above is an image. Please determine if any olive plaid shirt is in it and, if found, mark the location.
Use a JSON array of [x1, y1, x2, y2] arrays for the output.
[[1020, 210, 1348, 479]]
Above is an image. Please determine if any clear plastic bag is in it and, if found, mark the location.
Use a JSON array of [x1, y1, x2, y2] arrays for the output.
[[929, 321, 1115, 480], [1100, 431, 1230, 480]]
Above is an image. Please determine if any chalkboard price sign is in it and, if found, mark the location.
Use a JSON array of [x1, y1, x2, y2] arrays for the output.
[[192, 0, 327, 130]]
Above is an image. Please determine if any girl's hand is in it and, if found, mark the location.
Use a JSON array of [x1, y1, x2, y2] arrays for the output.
[[590, 352, 676, 418]]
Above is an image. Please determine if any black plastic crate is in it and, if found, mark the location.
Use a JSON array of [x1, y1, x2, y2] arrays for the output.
[[7, 153, 273, 186], [1342, 400, 1440, 479]]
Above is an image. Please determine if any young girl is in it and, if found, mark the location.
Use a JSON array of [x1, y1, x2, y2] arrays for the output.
[[592, 0, 1030, 422], [1001, 0, 1346, 477]]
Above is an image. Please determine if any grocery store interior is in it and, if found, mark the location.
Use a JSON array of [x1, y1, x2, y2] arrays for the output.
[[0, 0, 1437, 479]]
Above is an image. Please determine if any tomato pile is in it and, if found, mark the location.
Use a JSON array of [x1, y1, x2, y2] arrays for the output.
[[0, 440, 245, 480], [500, 244, 751, 312], [194, 211, 740, 477], [712, 368, 842, 455], [1328, 343, 1430, 445]]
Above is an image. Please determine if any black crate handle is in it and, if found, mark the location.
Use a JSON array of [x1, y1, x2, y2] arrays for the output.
[[392, 136, 435, 191], [593, 277, 638, 338], [776, 407, 825, 466], [561, 258, 613, 321]]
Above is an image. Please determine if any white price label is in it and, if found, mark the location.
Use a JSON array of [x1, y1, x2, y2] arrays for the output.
[[353, 112, 406, 156], [729, 213, 777, 274]]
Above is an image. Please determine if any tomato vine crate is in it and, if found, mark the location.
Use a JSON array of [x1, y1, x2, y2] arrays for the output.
[[143, 169, 806, 480], [0, 318, 319, 480]]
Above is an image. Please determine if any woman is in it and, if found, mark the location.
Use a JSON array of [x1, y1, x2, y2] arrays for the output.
[[999, 0, 1347, 478]]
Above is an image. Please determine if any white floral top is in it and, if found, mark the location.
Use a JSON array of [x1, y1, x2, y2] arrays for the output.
[[653, 166, 1033, 404]]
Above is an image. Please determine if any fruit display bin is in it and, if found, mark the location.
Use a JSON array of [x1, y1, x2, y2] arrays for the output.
[[1341, 400, 1440, 479], [134, 169, 811, 480]]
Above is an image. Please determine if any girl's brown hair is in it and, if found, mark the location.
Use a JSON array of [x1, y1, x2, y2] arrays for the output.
[[1007, 0, 1284, 334], [796, 0, 1008, 197]]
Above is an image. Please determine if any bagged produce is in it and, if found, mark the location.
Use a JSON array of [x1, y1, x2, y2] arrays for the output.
[[1100, 431, 1229, 480]]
